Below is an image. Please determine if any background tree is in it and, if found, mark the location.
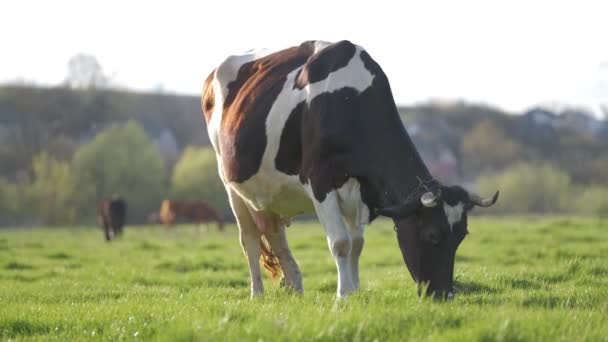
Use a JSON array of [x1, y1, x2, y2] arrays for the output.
[[65, 54, 109, 89], [477, 163, 572, 214], [0, 178, 21, 225], [462, 119, 522, 176], [26, 153, 76, 224], [71, 121, 165, 222], [170, 147, 229, 215]]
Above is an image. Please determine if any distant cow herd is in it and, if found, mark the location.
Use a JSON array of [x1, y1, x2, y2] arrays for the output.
[[97, 197, 224, 241]]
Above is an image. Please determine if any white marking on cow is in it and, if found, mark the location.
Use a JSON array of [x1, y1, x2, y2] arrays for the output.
[[313, 40, 333, 53], [301, 50, 374, 105], [337, 178, 370, 228], [443, 202, 464, 231]]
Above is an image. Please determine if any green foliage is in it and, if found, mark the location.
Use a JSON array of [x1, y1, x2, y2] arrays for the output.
[[462, 119, 523, 175], [71, 121, 165, 221], [575, 186, 608, 218], [477, 163, 572, 214], [26, 153, 76, 225], [0, 217, 607, 340], [0, 179, 22, 224], [170, 147, 229, 214]]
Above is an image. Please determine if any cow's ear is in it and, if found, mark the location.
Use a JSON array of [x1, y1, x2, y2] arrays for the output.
[[376, 201, 420, 220]]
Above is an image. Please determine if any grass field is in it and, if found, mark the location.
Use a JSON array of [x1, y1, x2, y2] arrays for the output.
[[1, 217, 607, 341]]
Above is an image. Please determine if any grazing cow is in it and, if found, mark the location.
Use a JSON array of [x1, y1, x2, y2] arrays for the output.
[[98, 196, 127, 241], [159, 199, 224, 232], [202, 40, 498, 299]]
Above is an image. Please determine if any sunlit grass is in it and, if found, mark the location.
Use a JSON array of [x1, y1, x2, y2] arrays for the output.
[[1, 217, 607, 340]]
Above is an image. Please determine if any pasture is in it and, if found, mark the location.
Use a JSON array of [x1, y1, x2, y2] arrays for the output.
[[1, 217, 607, 341]]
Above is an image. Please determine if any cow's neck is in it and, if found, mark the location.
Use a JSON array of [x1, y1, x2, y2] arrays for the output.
[[357, 110, 435, 213], [377, 144, 433, 207]]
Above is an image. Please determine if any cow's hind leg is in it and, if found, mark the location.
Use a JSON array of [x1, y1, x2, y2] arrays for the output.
[[227, 189, 264, 297], [259, 216, 303, 294]]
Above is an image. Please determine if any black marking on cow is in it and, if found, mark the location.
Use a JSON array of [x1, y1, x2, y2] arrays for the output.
[[298, 87, 361, 202], [360, 50, 382, 76], [441, 185, 470, 206], [294, 40, 357, 89], [275, 101, 305, 175]]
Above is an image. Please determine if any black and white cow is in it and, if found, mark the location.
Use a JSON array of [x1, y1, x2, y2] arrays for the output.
[[202, 40, 498, 299]]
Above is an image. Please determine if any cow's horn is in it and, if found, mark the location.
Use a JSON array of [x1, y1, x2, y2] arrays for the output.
[[421, 191, 438, 207], [470, 191, 499, 207]]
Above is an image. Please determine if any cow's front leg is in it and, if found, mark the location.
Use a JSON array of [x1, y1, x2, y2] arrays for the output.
[[311, 190, 354, 298], [347, 223, 364, 291]]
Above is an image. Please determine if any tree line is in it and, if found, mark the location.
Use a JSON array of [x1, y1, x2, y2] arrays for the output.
[[1, 85, 607, 226], [0, 121, 225, 226]]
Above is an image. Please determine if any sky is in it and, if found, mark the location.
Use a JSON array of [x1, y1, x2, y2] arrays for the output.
[[1, 0, 607, 115]]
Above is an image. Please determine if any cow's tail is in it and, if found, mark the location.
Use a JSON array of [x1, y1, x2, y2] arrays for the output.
[[259, 235, 282, 281]]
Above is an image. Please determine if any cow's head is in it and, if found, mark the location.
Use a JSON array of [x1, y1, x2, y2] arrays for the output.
[[377, 185, 498, 300]]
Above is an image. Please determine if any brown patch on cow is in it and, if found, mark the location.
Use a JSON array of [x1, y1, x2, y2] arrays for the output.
[[159, 199, 224, 231], [294, 40, 357, 89], [201, 70, 216, 124], [220, 42, 316, 183]]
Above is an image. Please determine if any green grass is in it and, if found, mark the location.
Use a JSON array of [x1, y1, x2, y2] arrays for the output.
[[1, 217, 607, 341]]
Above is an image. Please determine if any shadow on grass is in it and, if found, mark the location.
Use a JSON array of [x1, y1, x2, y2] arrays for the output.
[[0, 320, 51, 338], [132, 276, 248, 289], [519, 294, 590, 309], [139, 241, 162, 251], [454, 280, 500, 295], [46, 252, 72, 260], [313, 281, 336, 294], [24, 242, 44, 249], [200, 242, 222, 250], [155, 259, 242, 273], [5, 262, 35, 271], [5, 271, 58, 283], [508, 278, 542, 290], [455, 255, 477, 263]]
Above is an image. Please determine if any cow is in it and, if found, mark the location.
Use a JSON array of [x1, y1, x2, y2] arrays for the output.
[[159, 199, 224, 232], [97, 195, 127, 241], [201, 40, 498, 299]]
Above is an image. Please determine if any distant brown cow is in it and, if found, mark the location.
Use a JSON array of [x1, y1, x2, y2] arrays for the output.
[[159, 199, 224, 232], [98, 195, 127, 241]]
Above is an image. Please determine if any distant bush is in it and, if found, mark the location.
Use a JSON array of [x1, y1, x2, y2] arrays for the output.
[[0, 178, 22, 225], [71, 120, 166, 222], [170, 147, 229, 215], [477, 163, 572, 214], [462, 119, 523, 175], [575, 186, 608, 219], [26, 153, 77, 225]]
